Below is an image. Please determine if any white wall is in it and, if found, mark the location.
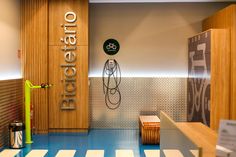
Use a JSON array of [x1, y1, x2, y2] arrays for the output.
[[89, 3, 230, 77], [0, 0, 21, 80]]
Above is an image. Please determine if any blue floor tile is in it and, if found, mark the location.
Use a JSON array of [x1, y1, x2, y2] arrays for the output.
[[12, 129, 159, 157]]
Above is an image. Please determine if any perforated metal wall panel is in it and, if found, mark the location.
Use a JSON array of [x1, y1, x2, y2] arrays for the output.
[[89, 77, 187, 129]]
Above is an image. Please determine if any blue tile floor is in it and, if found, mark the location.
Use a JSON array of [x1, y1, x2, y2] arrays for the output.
[[11, 129, 159, 157]]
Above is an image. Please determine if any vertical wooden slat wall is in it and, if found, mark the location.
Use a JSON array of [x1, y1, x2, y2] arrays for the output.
[[21, 0, 89, 133], [0, 79, 23, 149], [20, 0, 49, 133], [203, 5, 236, 121]]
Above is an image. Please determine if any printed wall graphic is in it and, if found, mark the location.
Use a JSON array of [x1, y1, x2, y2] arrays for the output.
[[187, 31, 211, 126]]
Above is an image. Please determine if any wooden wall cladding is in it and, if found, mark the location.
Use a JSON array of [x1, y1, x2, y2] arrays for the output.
[[49, 0, 88, 46], [48, 0, 89, 131], [20, 0, 49, 133], [203, 5, 236, 121], [21, 0, 88, 133], [49, 46, 88, 129], [0, 79, 23, 149], [210, 29, 230, 130]]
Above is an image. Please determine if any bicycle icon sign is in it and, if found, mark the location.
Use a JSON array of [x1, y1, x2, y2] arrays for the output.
[[103, 39, 120, 56], [106, 43, 117, 51]]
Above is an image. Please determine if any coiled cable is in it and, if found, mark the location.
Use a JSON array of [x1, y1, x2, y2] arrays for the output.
[[102, 59, 121, 110]]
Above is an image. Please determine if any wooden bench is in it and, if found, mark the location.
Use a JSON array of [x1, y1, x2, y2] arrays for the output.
[[139, 115, 160, 144]]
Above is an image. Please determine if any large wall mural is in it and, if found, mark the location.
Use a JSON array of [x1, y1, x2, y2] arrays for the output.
[[187, 31, 211, 126]]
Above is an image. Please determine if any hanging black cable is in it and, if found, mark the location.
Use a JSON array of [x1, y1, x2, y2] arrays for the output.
[[102, 59, 121, 110]]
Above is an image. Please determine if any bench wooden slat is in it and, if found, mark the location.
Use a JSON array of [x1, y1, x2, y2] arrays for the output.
[[139, 115, 160, 144]]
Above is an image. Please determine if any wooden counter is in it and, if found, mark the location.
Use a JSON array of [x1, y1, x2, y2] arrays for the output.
[[176, 122, 218, 157]]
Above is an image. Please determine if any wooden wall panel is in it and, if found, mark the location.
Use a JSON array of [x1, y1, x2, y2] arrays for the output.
[[210, 29, 230, 130], [203, 5, 236, 121], [48, 0, 89, 131], [0, 79, 23, 149], [48, 46, 88, 129], [49, 0, 88, 46], [21, 0, 88, 132], [20, 0, 49, 133]]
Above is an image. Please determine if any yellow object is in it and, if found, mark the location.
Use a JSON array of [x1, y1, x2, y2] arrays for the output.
[[25, 80, 51, 144]]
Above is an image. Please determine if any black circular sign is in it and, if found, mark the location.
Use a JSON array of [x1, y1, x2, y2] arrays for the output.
[[103, 39, 120, 55]]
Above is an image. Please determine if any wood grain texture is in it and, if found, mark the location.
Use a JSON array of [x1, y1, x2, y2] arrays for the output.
[[210, 29, 230, 130], [21, 0, 89, 133], [139, 116, 160, 144], [20, 0, 49, 133], [49, 0, 88, 46], [141, 125, 160, 144], [48, 0, 88, 130], [203, 4, 236, 121], [48, 46, 89, 129], [176, 122, 218, 157], [0, 79, 23, 149]]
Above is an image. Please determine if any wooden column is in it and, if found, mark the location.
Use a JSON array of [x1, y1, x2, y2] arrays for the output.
[[20, 0, 49, 133], [48, 0, 89, 131], [203, 5, 236, 121]]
